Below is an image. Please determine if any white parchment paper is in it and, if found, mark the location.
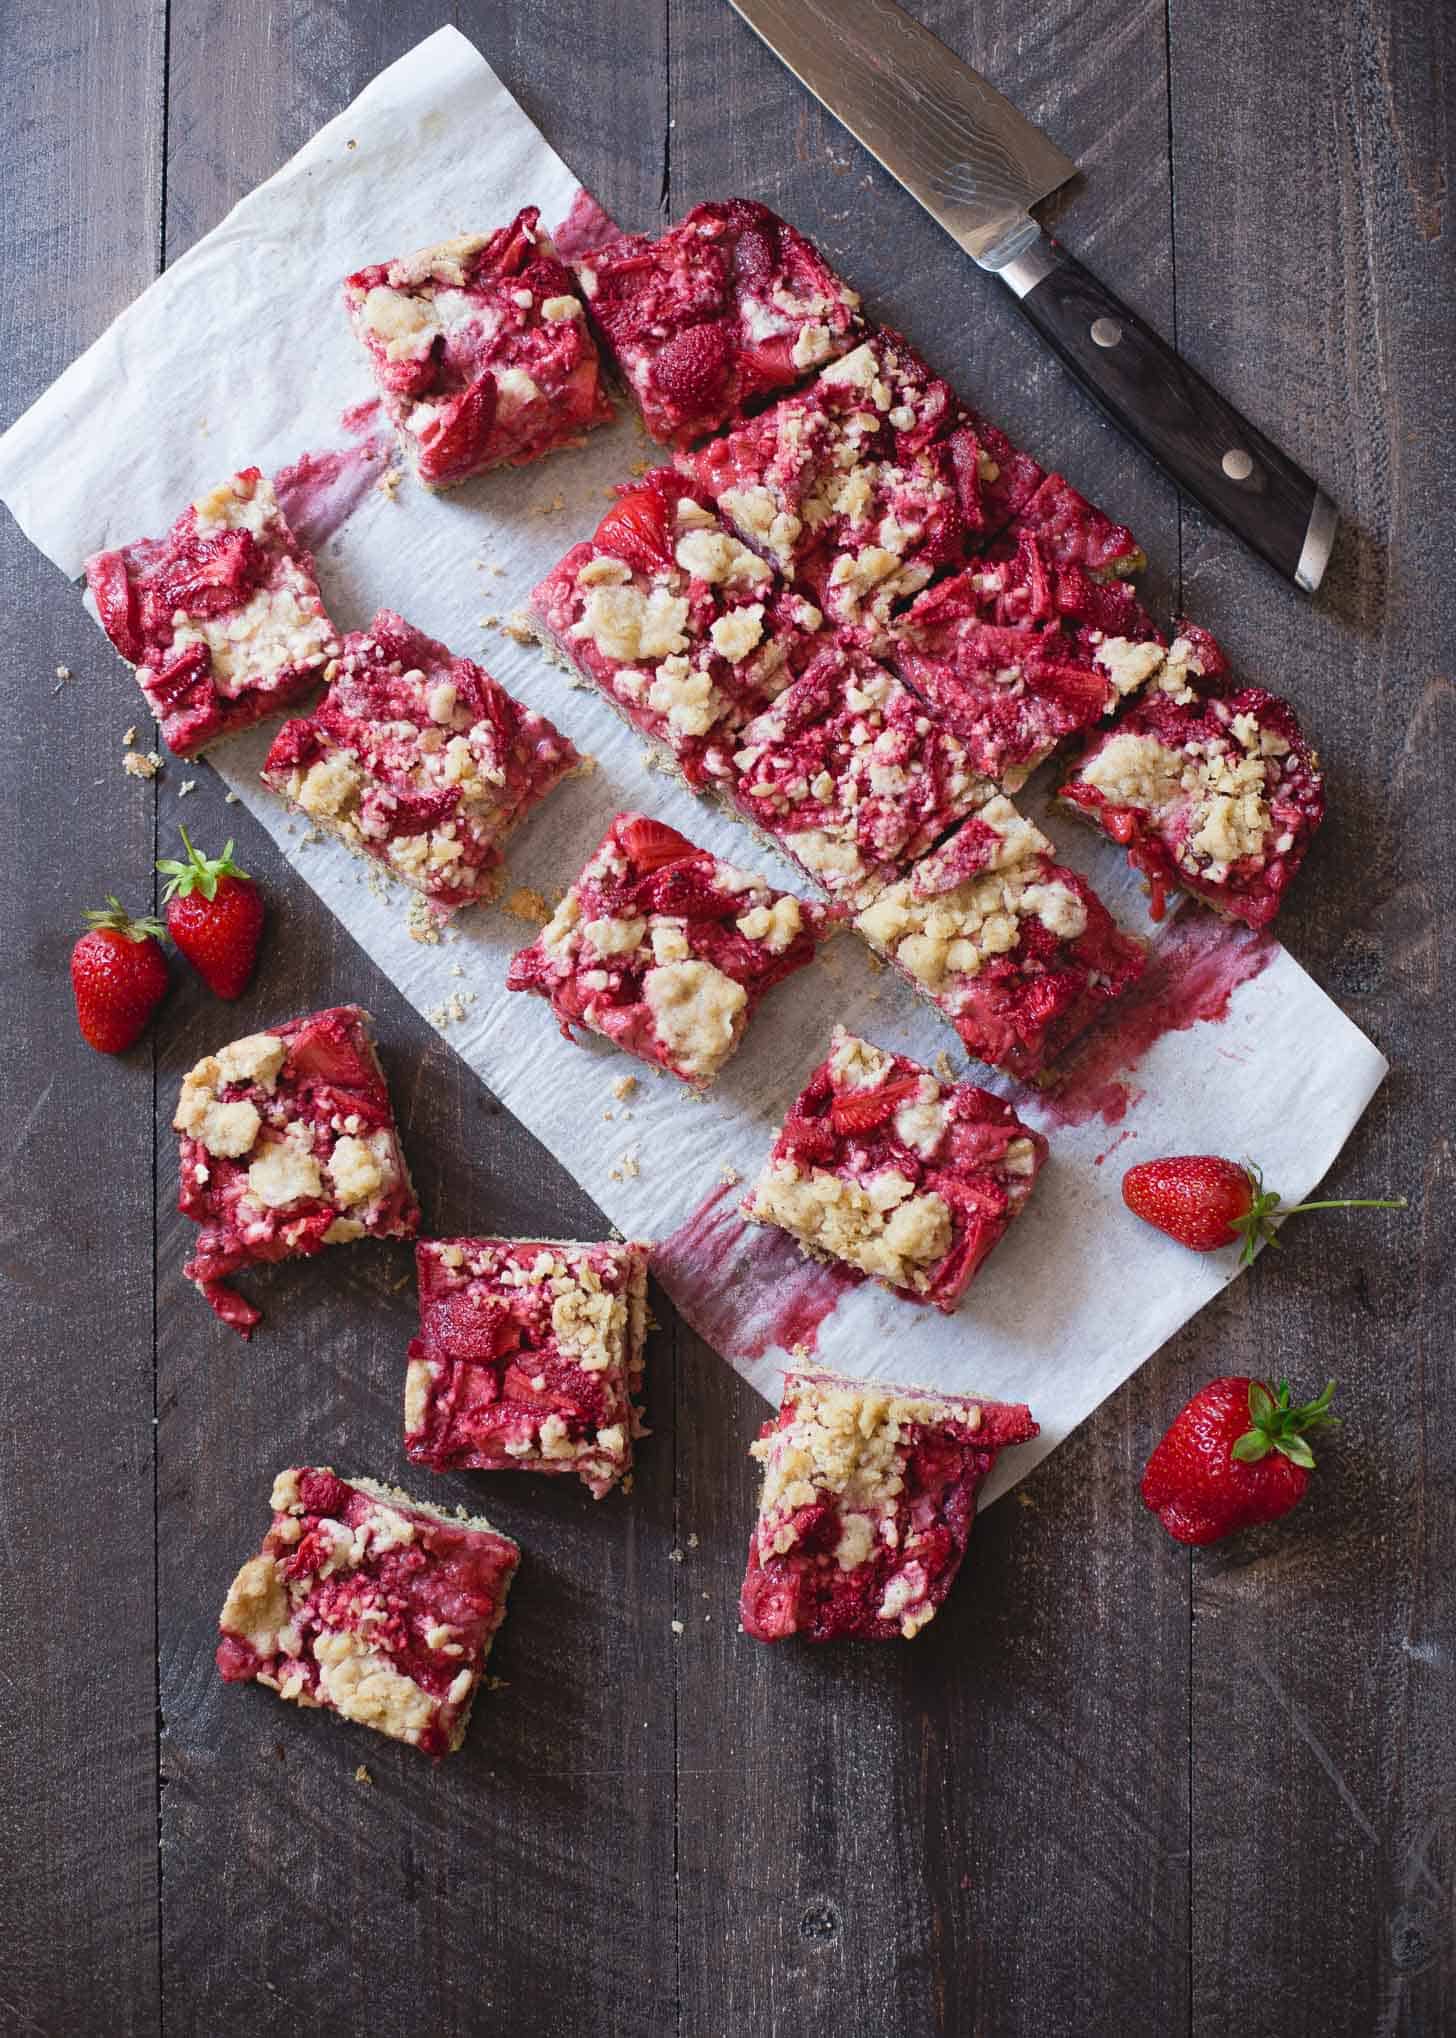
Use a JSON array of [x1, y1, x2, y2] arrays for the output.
[[0, 27, 1388, 1499]]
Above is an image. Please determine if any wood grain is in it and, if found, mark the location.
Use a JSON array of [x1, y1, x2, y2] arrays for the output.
[[2, 0, 1452, 2032], [1167, 2, 1456, 2032], [0, 3, 167, 2032]]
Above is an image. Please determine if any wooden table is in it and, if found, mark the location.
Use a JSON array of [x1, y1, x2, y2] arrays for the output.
[[5, 4, 1452, 2032]]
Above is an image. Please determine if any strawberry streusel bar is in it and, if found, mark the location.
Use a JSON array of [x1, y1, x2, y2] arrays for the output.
[[575, 198, 864, 446], [406, 1237, 650, 1499], [343, 207, 612, 488], [85, 468, 338, 757], [1059, 629, 1325, 927], [529, 469, 825, 791], [217, 1467, 517, 1755], [740, 1366, 1038, 1642], [725, 641, 996, 908], [853, 800, 1146, 1079], [742, 1026, 1047, 1310], [891, 532, 1163, 788], [678, 330, 1044, 642], [262, 609, 580, 917], [506, 812, 827, 1086], [173, 1005, 418, 1334]]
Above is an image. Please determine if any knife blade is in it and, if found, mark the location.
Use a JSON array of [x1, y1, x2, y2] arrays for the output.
[[728, 0, 1338, 593]]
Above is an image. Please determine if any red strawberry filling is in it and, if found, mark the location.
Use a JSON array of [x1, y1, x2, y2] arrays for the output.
[[892, 551, 1163, 787], [405, 1238, 649, 1499]]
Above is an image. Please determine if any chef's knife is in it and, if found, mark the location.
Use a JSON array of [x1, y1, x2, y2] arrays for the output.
[[727, 0, 1338, 593]]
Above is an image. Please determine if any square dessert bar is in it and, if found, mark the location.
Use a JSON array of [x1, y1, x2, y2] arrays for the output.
[[739, 1366, 1038, 1642], [726, 641, 996, 908], [506, 811, 827, 1086], [174, 1004, 418, 1335], [343, 207, 612, 489], [1060, 636, 1325, 927], [853, 800, 1146, 1079], [262, 608, 580, 918], [85, 467, 339, 758], [217, 1467, 518, 1756], [406, 1237, 650, 1499], [576, 197, 864, 446], [742, 1026, 1047, 1310], [677, 330, 1045, 641], [529, 471, 825, 790], [892, 544, 1164, 789]]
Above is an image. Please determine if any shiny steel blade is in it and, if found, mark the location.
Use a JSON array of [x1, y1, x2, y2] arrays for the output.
[[728, 0, 1078, 266]]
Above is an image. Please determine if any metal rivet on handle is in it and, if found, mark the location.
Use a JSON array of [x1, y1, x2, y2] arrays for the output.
[[1222, 448, 1255, 481], [1090, 317, 1122, 348]]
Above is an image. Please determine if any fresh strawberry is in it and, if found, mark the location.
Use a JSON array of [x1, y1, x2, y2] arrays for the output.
[[1142, 1376, 1338, 1544], [829, 1076, 922, 1136], [617, 813, 693, 874], [594, 486, 674, 573], [70, 898, 169, 1053], [1122, 1153, 1405, 1265], [157, 830, 264, 998]]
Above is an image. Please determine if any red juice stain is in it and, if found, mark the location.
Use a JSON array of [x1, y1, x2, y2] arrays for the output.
[[551, 185, 622, 262], [1032, 910, 1278, 1130], [273, 435, 389, 551], [340, 396, 383, 435], [653, 1181, 860, 1362], [1093, 1128, 1135, 1168]]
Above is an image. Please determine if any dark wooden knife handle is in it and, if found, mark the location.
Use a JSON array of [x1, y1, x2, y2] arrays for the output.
[[1001, 231, 1338, 592]]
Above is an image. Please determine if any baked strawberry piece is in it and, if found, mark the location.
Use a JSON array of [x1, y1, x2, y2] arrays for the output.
[[575, 198, 863, 446], [1059, 650, 1326, 927], [677, 331, 1044, 640], [84, 468, 339, 758], [343, 209, 611, 489], [742, 1026, 1046, 1309], [853, 799, 1146, 1078], [405, 1237, 650, 1499], [528, 473, 825, 790], [217, 1467, 517, 1755], [173, 1005, 418, 1335], [892, 547, 1164, 789], [506, 811, 827, 1086], [262, 609, 579, 918], [1001, 471, 1145, 580], [726, 642, 995, 907], [740, 1365, 1038, 1642]]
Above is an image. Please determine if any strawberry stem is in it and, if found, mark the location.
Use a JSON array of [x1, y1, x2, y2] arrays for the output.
[[1231, 1161, 1407, 1266], [157, 829, 248, 904], [1231, 1378, 1338, 1470], [84, 895, 166, 942]]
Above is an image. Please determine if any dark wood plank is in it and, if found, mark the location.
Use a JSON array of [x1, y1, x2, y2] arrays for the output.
[[668, 4, 1192, 2033], [0, 4, 167, 2031], [1167, 1, 1456, 2032], [153, 7, 676, 2035]]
